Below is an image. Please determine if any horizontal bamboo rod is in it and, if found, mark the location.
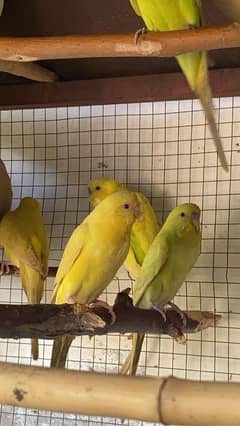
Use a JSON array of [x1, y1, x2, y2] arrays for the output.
[[0, 24, 239, 62], [1, 362, 240, 425]]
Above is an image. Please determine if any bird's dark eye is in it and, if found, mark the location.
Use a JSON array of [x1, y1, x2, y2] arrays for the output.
[[123, 203, 130, 209], [180, 212, 185, 217], [95, 186, 101, 191]]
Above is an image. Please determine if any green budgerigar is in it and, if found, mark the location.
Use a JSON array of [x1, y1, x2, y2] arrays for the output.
[[129, 0, 228, 171], [88, 177, 160, 279], [121, 203, 201, 375]]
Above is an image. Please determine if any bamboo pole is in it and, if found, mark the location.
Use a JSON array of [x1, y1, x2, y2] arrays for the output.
[[0, 24, 239, 62], [0, 362, 240, 425], [0, 60, 58, 82]]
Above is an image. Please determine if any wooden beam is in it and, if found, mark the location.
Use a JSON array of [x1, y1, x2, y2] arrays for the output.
[[0, 60, 58, 82], [0, 68, 239, 109], [0, 25, 239, 62]]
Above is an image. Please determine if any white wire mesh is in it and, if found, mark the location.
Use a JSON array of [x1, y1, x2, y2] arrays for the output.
[[0, 97, 239, 425]]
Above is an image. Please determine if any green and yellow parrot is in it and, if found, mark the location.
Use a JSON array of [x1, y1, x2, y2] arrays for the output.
[[50, 190, 140, 368], [129, 0, 228, 171], [120, 203, 201, 375], [88, 177, 160, 279], [0, 197, 49, 360]]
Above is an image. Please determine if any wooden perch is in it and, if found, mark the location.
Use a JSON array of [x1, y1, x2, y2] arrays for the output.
[[0, 60, 58, 82], [0, 362, 240, 425], [0, 289, 220, 340], [0, 24, 239, 62]]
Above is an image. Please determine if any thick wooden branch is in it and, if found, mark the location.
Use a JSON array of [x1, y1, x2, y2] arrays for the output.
[[0, 24, 239, 62], [0, 60, 58, 82], [0, 289, 220, 341]]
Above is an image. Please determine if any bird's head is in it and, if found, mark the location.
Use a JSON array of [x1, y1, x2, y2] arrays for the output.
[[96, 190, 141, 227], [19, 197, 41, 211], [88, 177, 125, 208], [165, 203, 201, 238]]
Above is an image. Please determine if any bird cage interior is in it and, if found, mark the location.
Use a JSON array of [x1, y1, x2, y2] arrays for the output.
[[0, 1, 240, 426], [0, 96, 240, 425]]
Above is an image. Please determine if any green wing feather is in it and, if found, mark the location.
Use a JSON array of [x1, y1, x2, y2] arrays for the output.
[[129, 0, 141, 16], [133, 234, 168, 306]]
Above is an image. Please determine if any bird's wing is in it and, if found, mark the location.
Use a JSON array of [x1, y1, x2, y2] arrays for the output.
[[129, 0, 141, 16], [51, 223, 88, 302], [133, 234, 168, 306]]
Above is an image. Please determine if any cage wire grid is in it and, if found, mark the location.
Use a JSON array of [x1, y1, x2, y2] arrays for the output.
[[0, 97, 239, 426]]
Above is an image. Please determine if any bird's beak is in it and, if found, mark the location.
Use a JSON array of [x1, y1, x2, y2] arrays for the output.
[[191, 211, 201, 232], [134, 203, 141, 218]]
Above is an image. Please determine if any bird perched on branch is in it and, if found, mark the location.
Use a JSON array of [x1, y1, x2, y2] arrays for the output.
[[129, 0, 228, 171], [120, 203, 201, 375], [50, 190, 140, 369], [88, 177, 160, 279], [0, 197, 49, 360]]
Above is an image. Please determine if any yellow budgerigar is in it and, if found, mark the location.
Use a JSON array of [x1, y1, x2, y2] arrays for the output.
[[0, 197, 49, 360], [50, 190, 140, 368], [88, 177, 160, 278], [129, 0, 228, 171], [121, 203, 201, 375]]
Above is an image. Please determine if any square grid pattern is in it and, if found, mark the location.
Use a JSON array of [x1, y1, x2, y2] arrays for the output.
[[0, 97, 239, 425]]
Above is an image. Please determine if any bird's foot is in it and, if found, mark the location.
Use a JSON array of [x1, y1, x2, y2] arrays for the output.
[[0, 261, 12, 275], [134, 27, 147, 44], [184, 24, 198, 30], [66, 295, 77, 304], [152, 303, 167, 322], [167, 302, 187, 327], [89, 299, 116, 324]]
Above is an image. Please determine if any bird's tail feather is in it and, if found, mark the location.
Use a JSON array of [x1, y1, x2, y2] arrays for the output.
[[198, 87, 228, 172], [120, 333, 145, 376], [20, 263, 44, 361], [195, 53, 228, 172], [31, 338, 39, 360], [50, 336, 75, 368]]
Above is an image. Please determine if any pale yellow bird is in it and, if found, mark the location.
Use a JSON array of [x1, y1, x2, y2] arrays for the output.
[[50, 190, 140, 368], [0, 197, 49, 360]]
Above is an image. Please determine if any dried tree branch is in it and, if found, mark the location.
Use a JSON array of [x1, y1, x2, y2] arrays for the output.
[[0, 289, 220, 341], [0, 24, 239, 62], [0, 60, 58, 81]]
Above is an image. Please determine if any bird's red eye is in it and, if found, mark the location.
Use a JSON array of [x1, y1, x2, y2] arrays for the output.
[[123, 203, 130, 209]]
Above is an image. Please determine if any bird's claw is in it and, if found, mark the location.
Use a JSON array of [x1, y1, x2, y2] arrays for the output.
[[89, 299, 116, 325], [167, 302, 187, 327], [152, 303, 167, 322], [134, 27, 147, 45]]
